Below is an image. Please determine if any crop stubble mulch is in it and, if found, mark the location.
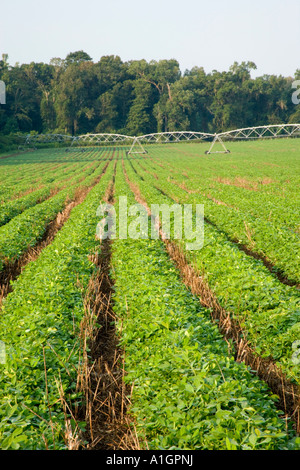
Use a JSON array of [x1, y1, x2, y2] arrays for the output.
[[77, 159, 141, 450]]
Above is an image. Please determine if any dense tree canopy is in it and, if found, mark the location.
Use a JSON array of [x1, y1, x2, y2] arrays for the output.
[[0, 51, 298, 136]]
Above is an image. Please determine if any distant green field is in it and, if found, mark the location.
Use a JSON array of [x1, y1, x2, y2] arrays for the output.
[[0, 139, 299, 450]]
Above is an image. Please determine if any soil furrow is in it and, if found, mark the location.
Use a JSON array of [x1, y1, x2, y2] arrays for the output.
[[79, 158, 140, 450]]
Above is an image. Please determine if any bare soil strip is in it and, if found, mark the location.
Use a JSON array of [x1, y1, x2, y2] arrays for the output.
[[0, 158, 112, 307], [122, 160, 300, 435], [77, 160, 141, 450]]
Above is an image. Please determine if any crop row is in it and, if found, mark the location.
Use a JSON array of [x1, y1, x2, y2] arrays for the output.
[[134, 149, 300, 285], [123, 154, 300, 386], [0, 160, 63, 186], [0, 157, 110, 272], [143, 143, 300, 230], [0, 159, 114, 449], [109, 156, 298, 449], [0, 160, 75, 195], [0, 147, 107, 203], [0, 146, 298, 450], [0, 159, 103, 226], [151, 139, 299, 200]]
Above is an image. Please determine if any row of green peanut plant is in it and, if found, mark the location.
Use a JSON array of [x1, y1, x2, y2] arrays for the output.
[[0, 158, 103, 226], [0, 159, 64, 187], [134, 147, 300, 285], [129, 148, 299, 288], [0, 158, 75, 197], [144, 140, 299, 229], [0, 159, 115, 449], [136, 147, 300, 276], [0, 157, 111, 273], [122, 155, 300, 387], [149, 138, 299, 196], [108, 156, 299, 450], [148, 147, 300, 235], [0, 147, 106, 203], [0, 145, 114, 195]]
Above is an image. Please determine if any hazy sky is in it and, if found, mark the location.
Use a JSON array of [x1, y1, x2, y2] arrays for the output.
[[1, 0, 299, 77]]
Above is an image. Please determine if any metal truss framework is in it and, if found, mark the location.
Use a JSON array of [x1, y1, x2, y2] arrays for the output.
[[218, 123, 300, 141], [205, 134, 230, 154], [22, 123, 300, 154], [127, 136, 148, 155], [206, 123, 300, 154], [136, 131, 215, 144], [71, 133, 134, 146]]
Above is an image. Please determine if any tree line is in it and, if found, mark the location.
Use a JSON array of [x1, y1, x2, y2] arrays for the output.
[[0, 50, 299, 137]]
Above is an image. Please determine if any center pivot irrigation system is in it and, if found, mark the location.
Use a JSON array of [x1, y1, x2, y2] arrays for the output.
[[21, 123, 300, 154]]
